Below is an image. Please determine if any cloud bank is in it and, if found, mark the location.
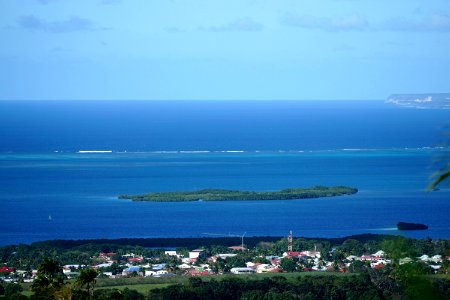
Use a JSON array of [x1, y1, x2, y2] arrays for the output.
[[282, 13, 369, 31], [382, 12, 450, 32], [18, 15, 101, 33], [282, 11, 450, 33]]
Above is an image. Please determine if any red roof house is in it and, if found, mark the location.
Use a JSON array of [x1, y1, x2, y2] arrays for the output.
[[0, 266, 15, 273]]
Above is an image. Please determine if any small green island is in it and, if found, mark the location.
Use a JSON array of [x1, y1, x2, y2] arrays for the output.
[[118, 186, 358, 202]]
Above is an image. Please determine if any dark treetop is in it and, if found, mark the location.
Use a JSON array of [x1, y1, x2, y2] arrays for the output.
[[118, 186, 358, 202]]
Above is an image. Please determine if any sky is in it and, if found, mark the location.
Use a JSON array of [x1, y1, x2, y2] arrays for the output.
[[1, 0, 450, 100]]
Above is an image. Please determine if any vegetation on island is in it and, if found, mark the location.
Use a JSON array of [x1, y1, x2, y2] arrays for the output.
[[397, 222, 428, 231], [118, 186, 358, 202]]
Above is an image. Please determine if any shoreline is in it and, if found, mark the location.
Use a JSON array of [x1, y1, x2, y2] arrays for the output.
[[118, 186, 358, 202], [1, 233, 413, 248]]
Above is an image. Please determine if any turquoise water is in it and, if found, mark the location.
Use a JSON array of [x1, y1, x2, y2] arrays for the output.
[[0, 150, 448, 245]]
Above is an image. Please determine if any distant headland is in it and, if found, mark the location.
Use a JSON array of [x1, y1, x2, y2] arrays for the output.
[[118, 186, 358, 202]]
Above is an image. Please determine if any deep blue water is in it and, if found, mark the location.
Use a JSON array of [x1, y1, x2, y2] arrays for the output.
[[0, 100, 448, 152], [0, 100, 449, 245]]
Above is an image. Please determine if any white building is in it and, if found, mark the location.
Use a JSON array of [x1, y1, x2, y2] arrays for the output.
[[145, 269, 169, 277], [165, 251, 178, 257], [189, 249, 205, 259], [230, 267, 255, 274]]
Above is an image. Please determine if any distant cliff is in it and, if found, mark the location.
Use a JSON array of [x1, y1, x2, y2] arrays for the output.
[[386, 93, 450, 109]]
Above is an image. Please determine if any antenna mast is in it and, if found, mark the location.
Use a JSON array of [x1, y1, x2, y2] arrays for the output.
[[288, 230, 293, 252]]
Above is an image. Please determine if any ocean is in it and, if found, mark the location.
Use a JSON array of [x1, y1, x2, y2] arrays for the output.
[[0, 100, 449, 245]]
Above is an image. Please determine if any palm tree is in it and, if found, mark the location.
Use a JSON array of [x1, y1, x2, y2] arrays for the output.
[[37, 257, 64, 284], [76, 268, 98, 298], [429, 169, 450, 190], [31, 258, 65, 298], [428, 129, 450, 190], [54, 283, 73, 300]]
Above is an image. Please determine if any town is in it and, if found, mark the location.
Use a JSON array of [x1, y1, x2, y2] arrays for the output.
[[0, 233, 449, 299]]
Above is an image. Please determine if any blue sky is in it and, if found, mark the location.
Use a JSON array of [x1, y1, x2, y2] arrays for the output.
[[1, 0, 449, 100]]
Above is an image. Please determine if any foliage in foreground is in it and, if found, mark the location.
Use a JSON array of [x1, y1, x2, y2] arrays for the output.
[[148, 272, 450, 300], [2, 272, 449, 300]]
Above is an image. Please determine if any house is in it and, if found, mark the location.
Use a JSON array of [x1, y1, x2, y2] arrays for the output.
[[283, 251, 321, 258], [271, 258, 281, 266], [178, 263, 192, 269], [122, 266, 141, 276], [431, 255, 442, 263], [300, 251, 321, 258], [399, 257, 413, 265], [165, 251, 178, 257], [230, 267, 255, 274], [181, 257, 192, 264], [311, 265, 327, 272], [189, 249, 205, 260], [63, 265, 80, 274], [187, 268, 211, 276], [372, 250, 385, 257], [229, 246, 246, 251], [370, 261, 387, 269], [0, 266, 15, 273], [430, 265, 441, 272], [360, 255, 374, 261], [152, 264, 166, 270], [128, 257, 143, 263], [265, 255, 279, 261], [210, 253, 237, 262], [255, 264, 279, 273], [99, 252, 116, 258], [154, 270, 169, 277], [145, 269, 168, 277], [94, 262, 113, 269], [198, 264, 211, 271], [418, 255, 430, 262], [283, 251, 302, 258]]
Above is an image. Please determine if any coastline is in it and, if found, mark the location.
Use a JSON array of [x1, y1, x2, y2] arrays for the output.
[[118, 186, 358, 202], [0, 233, 411, 248]]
